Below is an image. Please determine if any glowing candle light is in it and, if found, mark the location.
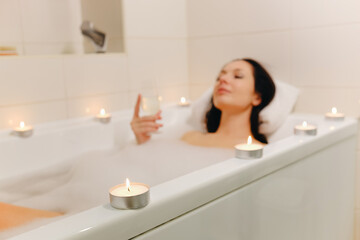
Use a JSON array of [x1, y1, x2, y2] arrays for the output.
[[247, 135, 252, 145], [178, 97, 190, 107], [294, 121, 317, 136], [325, 107, 345, 121], [13, 121, 33, 137], [109, 178, 150, 209], [111, 178, 147, 196], [95, 108, 111, 123], [234, 136, 263, 159], [126, 178, 131, 192]]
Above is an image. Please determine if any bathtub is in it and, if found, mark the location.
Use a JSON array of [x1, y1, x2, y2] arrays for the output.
[[1, 104, 357, 240]]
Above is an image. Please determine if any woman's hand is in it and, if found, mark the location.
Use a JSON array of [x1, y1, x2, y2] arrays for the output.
[[130, 94, 163, 144]]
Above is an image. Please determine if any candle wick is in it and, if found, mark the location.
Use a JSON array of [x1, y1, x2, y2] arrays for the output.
[[127, 187, 130, 192]]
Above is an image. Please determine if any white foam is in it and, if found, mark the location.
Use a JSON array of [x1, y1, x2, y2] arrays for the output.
[[0, 122, 233, 237]]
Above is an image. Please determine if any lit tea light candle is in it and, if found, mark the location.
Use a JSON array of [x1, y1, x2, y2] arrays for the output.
[[13, 121, 33, 137], [109, 178, 150, 209], [234, 136, 263, 159], [294, 121, 317, 136], [95, 108, 111, 123], [325, 107, 345, 121], [178, 97, 190, 107]]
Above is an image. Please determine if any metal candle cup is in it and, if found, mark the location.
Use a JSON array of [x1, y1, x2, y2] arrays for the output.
[[96, 108, 111, 123], [13, 121, 33, 137], [294, 121, 317, 136], [325, 107, 344, 121], [109, 180, 150, 209], [234, 136, 263, 159]]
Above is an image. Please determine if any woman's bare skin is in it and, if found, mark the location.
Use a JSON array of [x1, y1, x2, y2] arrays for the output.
[[182, 60, 263, 148], [132, 59, 270, 148], [181, 131, 263, 148], [130, 94, 163, 144]]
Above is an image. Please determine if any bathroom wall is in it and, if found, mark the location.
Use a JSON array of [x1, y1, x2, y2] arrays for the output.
[[81, 0, 125, 53], [0, 0, 125, 55], [186, 0, 360, 239], [0, 0, 83, 55], [0, 0, 188, 129]]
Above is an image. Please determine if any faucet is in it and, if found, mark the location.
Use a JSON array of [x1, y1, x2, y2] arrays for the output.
[[81, 21, 107, 53]]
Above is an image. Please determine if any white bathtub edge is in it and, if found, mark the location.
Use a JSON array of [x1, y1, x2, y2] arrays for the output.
[[9, 117, 358, 240]]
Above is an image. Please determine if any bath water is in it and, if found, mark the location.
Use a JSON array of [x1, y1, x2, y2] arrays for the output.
[[0, 122, 233, 238]]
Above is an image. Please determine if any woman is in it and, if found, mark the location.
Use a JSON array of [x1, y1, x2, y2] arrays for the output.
[[1, 59, 274, 234], [131, 58, 276, 148]]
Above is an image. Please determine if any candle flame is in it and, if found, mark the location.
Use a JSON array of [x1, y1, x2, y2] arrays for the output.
[[180, 97, 186, 103], [247, 136, 252, 145], [100, 108, 106, 115], [331, 107, 337, 114], [19, 121, 25, 129], [158, 96, 163, 102], [126, 178, 131, 192], [302, 121, 308, 127]]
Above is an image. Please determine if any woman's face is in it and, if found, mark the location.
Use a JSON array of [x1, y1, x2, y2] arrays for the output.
[[213, 60, 261, 112]]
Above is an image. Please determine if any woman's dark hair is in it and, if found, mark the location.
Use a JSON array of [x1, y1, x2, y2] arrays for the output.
[[205, 58, 276, 144]]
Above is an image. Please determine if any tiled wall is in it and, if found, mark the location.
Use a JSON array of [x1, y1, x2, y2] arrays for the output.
[[81, 0, 125, 53], [123, 0, 188, 93], [0, 0, 83, 55], [0, 0, 126, 55], [0, 0, 189, 130], [187, 0, 360, 238]]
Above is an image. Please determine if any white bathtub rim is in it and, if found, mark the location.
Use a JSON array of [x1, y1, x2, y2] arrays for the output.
[[0, 109, 132, 141], [8, 116, 358, 240], [0, 102, 183, 139]]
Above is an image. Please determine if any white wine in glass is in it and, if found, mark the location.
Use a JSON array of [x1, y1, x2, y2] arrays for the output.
[[141, 95, 160, 116]]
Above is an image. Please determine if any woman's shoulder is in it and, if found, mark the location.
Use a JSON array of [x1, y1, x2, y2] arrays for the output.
[[181, 130, 209, 146], [181, 130, 204, 142], [181, 131, 226, 148]]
